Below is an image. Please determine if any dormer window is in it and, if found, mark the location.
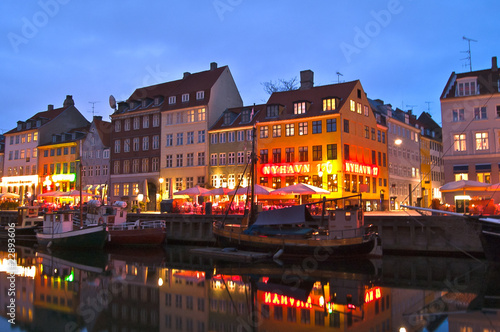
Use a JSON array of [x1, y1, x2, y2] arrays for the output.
[[36, 120, 41, 127], [323, 98, 336, 111], [241, 109, 250, 123], [182, 93, 189, 102], [154, 97, 161, 105], [293, 101, 307, 115], [169, 96, 176, 104], [456, 78, 477, 96], [196, 91, 204, 100], [223, 112, 232, 125], [142, 99, 147, 108], [267, 105, 279, 118]]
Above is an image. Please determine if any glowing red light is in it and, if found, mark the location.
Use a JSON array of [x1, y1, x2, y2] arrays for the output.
[[364, 287, 382, 303]]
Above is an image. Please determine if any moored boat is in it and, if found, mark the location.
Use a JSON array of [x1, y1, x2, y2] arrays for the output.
[[0, 206, 43, 244], [36, 210, 108, 249], [85, 200, 166, 246], [213, 194, 380, 260]]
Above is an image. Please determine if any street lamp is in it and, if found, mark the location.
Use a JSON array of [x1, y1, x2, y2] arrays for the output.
[[159, 178, 164, 200]]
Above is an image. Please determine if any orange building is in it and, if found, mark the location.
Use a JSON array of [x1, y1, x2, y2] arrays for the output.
[[256, 71, 388, 210]]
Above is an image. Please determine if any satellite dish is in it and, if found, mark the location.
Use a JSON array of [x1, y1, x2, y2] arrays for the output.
[[109, 95, 116, 110]]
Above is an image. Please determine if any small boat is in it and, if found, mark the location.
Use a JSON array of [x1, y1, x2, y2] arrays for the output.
[[213, 194, 380, 259], [85, 200, 166, 246], [36, 210, 108, 249], [0, 206, 43, 244]]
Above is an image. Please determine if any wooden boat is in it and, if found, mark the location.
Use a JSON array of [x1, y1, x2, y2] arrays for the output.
[[85, 200, 166, 246], [213, 195, 380, 260], [0, 206, 43, 243], [36, 210, 108, 249]]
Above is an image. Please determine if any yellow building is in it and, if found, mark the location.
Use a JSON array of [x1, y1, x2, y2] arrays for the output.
[[255, 71, 388, 210]]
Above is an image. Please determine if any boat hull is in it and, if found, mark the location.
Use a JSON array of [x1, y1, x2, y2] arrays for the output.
[[36, 225, 108, 249], [107, 228, 166, 246], [213, 226, 378, 259], [1, 226, 41, 244], [480, 223, 500, 261]]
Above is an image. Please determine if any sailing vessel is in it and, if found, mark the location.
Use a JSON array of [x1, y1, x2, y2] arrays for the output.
[[85, 200, 166, 246], [36, 210, 108, 249], [212, 127, 380, 260]]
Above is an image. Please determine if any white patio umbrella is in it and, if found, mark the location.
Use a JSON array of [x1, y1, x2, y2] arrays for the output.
[[270, 183, 330, 204], [440, 180, 490, 193], [173, 185, 209, 196]]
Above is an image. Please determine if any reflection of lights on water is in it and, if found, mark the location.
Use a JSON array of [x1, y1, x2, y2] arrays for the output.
[[0, 258, 36, 278], [399, 328, 407, 332], [158, 277, 164, 286]]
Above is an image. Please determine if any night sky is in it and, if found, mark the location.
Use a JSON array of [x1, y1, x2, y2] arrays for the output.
[[2, 0, 499, 132]]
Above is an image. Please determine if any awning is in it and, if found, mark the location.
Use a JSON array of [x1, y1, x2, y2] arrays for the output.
[[83, 185, 92, 190], [453, 165, 468, 174], [475, 164, 491, 172]]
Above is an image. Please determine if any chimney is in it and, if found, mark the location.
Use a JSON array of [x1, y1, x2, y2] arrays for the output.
[[93, 115, 103, 122], [210, 62, 218, 71], [48, 104, 54, 111], [300, 70, 314, 90], [492, 56, 498, 72], [63, 95, 74, 107], [183, 72, 191, 79]]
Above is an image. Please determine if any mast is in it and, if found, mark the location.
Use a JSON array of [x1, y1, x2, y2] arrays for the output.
[[79, 161, 83, 227], [248, 125, 257, 225]]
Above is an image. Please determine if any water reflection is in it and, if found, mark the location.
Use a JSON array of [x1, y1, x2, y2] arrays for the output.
[[1, 245, 499, 331]]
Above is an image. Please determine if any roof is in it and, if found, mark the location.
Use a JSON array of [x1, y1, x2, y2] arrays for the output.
[[92, 117, 112, 147], [209, 104, 267, 131], [114, 65, 228, 115], [5, 106, 66, 135], [265, 80, 359, 120], [252, 205, 315, 226]]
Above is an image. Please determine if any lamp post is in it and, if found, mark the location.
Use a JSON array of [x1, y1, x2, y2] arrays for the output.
[[158, 178, 164, 211]]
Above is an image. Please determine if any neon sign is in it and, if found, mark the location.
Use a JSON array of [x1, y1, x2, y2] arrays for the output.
[[364, 287, 381, 303], [263, 292, 313, 309], [344, 161, 379, 177], [52, 173, 76, 182], [261, 163, 310, 176]]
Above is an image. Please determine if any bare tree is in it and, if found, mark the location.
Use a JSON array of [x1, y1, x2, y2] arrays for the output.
[[261, 77, 299, 94]]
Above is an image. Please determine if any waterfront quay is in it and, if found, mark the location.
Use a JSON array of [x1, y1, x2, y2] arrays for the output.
[[0, 209, 485, 256]]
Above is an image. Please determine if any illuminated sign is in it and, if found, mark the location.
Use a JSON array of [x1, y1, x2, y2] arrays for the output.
[[2, 175, 38, 185], [52, 173, 76, 182], [263, 292, 313, 309], [344, 161, 379, 177], [262, 163, 310, 176], [364, 287, 382, 303]]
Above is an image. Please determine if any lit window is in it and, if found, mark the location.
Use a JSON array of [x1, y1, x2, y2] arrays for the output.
[[475, 132, 489, 150], [293, 102, 306, 114], [298, 122, 308, 135], [323, 98, 336, 111], [454, 134, 466, 151], [285, 124, 294, 136]]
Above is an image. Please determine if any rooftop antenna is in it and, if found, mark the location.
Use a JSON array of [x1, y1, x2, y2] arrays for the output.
[[462, 36, 477, 72], [336, 71, 343, 83], [425, 101, 433, 111], [89, 101, 100, 117], [406, 105, 417, 113]]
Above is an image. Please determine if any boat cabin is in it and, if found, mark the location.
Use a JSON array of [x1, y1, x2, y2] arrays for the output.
[[327, 205, 364, 238], [86, 200, 128, 226], [16, 206, 43, 228], [41, 211, 75, 234]]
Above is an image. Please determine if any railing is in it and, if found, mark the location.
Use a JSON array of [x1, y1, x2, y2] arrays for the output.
[[108, 220, 166, 231]]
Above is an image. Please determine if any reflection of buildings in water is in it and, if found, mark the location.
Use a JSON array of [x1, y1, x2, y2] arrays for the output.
[[0, 246, 36, 329], [158, 268, 209, 332]]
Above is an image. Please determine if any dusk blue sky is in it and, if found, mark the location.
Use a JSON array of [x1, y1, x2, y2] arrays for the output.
[[2, 0, 499, 133]]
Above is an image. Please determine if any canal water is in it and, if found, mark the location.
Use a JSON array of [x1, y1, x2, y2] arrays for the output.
[[1, 243, 499, 331]]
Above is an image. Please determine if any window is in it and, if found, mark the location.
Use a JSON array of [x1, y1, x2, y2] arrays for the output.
[[237, 151, 245, 164], [197, 152, 205, 166], [312, 145, 322, 161], [123, 139, 130, 152], [327, 144, 337, 160], [176, 112, 183, 124], [371, 128, 376, 140], [344, 144, 350, 160], [152, 114, 160, 127], [312, 121, 322, 134], [294, 101, 306, 114], [364, 105, 369, 116], [210, 154, 217, 166], [198, 130, 205, 143], [237, 130, 244, 141], [142, 158, 149, 172], [267, 104, 279, 117], [219, 153, 226, 165], [133, 138, 140, 151], [210, 133, 217, 144], [186, 153, 194, 166], [166, 155, 173, 168], [260, 149, 268, 164], [456, 79, 477, 96], [474, 106, 487, 120], [143, 115, 149, 128], [285, 123, 295, 136], [153, 135, 159, 149], [260, 126, 269, 138], [272, 125, 281, 138], [326, 119, 337, 132], [323, 98, 335, 111], [298, 122, 308, 135], [142, 136, 149, 150], [166, 134, 173, 147], [299, 146, 308, 162], [197, 108, 206, 121], [454, 134, 466, 151], [186, 110, 194, 122], [182, 93, 189, 102], [115, 120, 121, 132], [168, 96, 176, 104], [165, 113, 173, 125], [114, 140, 121, 153], [133, 117, 140, 130], [247, 129, 253, 141], [453, 109, 465, 122], [176, 154, 183, 167], [228, 131, 235, 142], [285, 147, 294, 162], [475, 132, 489, 150], [497, 105, 500, 118], [113, 161, 120, 174], [196, 91, 204, 100], [176, 133, 183, 145], [344, 119, 349, 133], [228, 152, 235, 165], [187, 131, 194, 144], [132, 159, 139, 173], [272, 148, 281, 163], [350, 100, 356, 112], [218, 132, 226, 143]]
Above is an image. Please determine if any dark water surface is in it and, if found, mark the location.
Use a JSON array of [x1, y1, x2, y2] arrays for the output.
[[1, 243, 499, 331]]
